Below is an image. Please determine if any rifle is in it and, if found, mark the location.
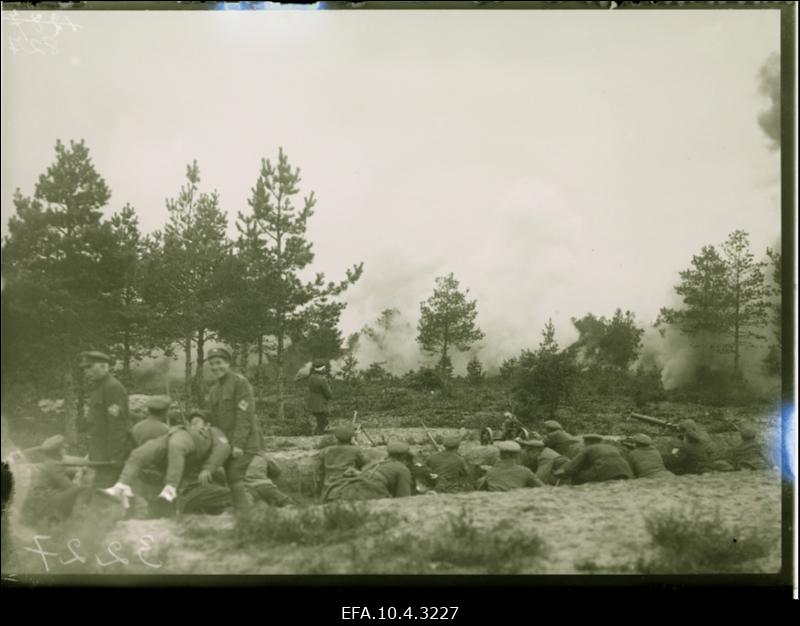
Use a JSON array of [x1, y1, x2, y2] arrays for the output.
[[59, 460, 116, 468], [351, 411, 378, 447], [630, 413, 683, 432], [420, 420, 444, 452]]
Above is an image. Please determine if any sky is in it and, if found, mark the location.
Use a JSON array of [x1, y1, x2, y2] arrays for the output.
[[0, 8, 782, 371]]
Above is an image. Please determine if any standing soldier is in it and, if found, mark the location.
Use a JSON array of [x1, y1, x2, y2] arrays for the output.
[[81, 351, 129, 488], [206, 346, 263, 512], [307, 359, 333, 435]]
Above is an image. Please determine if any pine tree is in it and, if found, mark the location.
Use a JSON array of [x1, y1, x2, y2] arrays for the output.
[[2, 139, 114, 443], [720, 230, 770, 377], [148, 161, 231, 404], [417, 273, 484, 369], [236, 148, 363, 418]]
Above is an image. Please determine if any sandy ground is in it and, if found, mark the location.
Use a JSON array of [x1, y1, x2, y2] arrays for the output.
[[5, 468, 782, 576]]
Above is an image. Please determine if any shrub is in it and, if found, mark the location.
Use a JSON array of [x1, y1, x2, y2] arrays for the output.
[[637, 506, 772, 573]]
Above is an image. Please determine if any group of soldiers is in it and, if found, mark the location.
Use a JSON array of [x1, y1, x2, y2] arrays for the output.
[[16, 346, 294, 529], [13, 348, 775, 529]]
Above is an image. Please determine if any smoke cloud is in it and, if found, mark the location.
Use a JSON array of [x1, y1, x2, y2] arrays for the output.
[[757, 52, 780, 149]]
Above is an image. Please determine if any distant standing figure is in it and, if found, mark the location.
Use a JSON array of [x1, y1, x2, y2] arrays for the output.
[[307, 359, 333, 435], [81, 351, 130, 488], [207, 346, 264, 512]]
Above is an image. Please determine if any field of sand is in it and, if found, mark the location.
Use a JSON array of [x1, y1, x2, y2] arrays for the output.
[[6, 466, 783, 576]]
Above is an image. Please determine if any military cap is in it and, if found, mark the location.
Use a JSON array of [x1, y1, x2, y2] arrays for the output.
[[443, 434, 462, 449], [739, 426, 757, 440], [80, 351, 112, 365], [518, 438, 545, 448], [582, 433, 604, 443], [38, 434, 65, 453], [146, 395, 172, 412], [631, 433, 653, 446], [207, 346, 232, 362], [679, 419, 698, 431], [386, 441, 411, 455], [334, 425, 355, 442], [313, 358, 328, 369], [543, 420, 562, 431], [187, 408, 209, 420], [496, 441, 521, 453]]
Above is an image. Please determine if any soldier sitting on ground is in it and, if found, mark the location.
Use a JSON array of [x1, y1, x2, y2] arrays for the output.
[[424, 434, 469, 493], [321, 425, 368, 502], [542, 420, 584, 459], [624, 433, 674, 479], [518, 438, 569, 485], [477, 441, 545, 492], [730, 426, 772, 470], [558, 434, 633, 485], [19, 435, 93, 528], [103, 410, 232, 517], [324, 441, 414, 502]]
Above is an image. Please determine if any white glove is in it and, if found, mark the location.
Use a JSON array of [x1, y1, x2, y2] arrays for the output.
[[158, 485, 177, 503], [103, 482, 133, 509]]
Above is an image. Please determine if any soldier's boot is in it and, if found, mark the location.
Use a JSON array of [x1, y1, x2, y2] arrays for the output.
[[229, 482, 253, 513]]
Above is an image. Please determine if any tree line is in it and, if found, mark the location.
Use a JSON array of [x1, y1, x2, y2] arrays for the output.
[[1, 140, 364, 434]]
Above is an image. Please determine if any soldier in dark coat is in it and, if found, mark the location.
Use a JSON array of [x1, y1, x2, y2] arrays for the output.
[[542, 420, 583, 459], [20, 435, 92, 528], [478, 441, 545, 491], [307, 359, 333, 435], [130, 395, 172, 447], [730, 426, 772, 470], [81, 351, 130, 488], [424, 434, 469, 493], [625, 433, 674, 479], [321, 425, 368, 501], [560, 434, 633, 484], [519, 439, 568, 485], [206, 346, 264, 512], [669, 419, 717, 475], [325, 441, 414, 502]]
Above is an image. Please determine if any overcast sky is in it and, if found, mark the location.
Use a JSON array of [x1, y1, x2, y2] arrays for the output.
[[1, 8, 781, 367]]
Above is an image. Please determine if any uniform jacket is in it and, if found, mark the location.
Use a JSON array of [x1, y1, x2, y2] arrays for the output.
[[244, 452, 283, 489], [130, 418, 170, 448], [120, 425, 230, 489], [208, 371, 263, 453], [424, 450, 469, 492], [532, 447, 568, 485], [306, 373, 333, 414], [562, 443, 633, 482], [479, 461, 542, 492], [324, 459, 412, 501], [87, 374, 130, 465], [544, 430, 583, 459], [730, 441, 771, 470], [627, 446, 673, 478], [322, 444, 368, 485], [672, 438, 715, 475]]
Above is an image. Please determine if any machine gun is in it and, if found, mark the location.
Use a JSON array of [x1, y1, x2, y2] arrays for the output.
[[630, 413, 683, 432]]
